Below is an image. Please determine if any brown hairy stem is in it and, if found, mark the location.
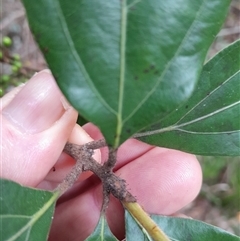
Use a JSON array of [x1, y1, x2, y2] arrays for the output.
[[57, 140, 170, 241]]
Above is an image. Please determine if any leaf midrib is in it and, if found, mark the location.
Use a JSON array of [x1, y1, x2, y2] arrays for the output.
[[6, 192, 58, 241], [115, 0, 128, 147]]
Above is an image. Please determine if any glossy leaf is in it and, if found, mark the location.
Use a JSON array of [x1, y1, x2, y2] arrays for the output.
[[136, 39, 240, 155], [125, 211, 240, 241], [85, 215, 118, 241], [22, 0, 231, 147], [0, 179, 58, 241]]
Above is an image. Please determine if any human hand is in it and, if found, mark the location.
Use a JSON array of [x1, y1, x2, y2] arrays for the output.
[[1, 70, 202, 240]]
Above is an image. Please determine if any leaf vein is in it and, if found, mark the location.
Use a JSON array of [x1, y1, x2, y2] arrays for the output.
[[175, 128, 240, 135], [175, 70, 240, 125], [134, 100, 240, 137], [6, 192, 58, 241], [175, 100, 240, 129]]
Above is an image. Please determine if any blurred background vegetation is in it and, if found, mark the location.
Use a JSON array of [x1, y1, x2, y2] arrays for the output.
[[186, 156, 240, 235], [1, 0, 239, 236]]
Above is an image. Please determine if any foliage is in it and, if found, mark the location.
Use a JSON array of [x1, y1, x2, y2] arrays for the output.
[[0, 179, 58, 241], [136, 40, 240, 155], [21, 0, 233, 148], [125, 211, 240, 241], [1, 0, 239, 240]]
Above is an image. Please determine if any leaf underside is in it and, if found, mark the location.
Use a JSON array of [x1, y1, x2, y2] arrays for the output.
[[0, 179, 57, 241], [137, 39, 240, 155], [125, 210, 240, 241], [85, 215, 118, 241], [22, 0, 231, 147]]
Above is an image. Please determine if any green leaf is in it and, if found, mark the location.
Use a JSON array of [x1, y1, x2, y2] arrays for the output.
[[151, 215, 240, 241], [136, 39, 240, 155], [0, 179, 58, 241], [22, 0, 230, 147], [125, 211, 240, 241], [85, 215, 118, 241]]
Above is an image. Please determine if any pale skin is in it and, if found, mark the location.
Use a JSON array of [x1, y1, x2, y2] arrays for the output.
[[0, 70, 202, 240]]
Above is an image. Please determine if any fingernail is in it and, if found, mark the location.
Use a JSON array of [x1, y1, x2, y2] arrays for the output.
[[2, 71, 65, 134], [41, 69, 51, 74]]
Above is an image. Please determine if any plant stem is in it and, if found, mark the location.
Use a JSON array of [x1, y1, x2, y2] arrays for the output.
[[55, 157, 83, 196], [122, 201, 171, 241], [56, 142, 98, 195], [58, 141, 171, 241], [84, 138, 107, 150]]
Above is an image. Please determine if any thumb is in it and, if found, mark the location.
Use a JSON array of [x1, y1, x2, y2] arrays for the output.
[[1, 70, 77, 187]]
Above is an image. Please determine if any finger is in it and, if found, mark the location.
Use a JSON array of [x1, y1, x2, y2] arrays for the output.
[[83, 122, 103, 141], [0, 83, 25, 110], [115, 147, 202, 215], [1, 70, 77, 186], [83, 122, 109, 161], [42, 124, 102, 186]]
